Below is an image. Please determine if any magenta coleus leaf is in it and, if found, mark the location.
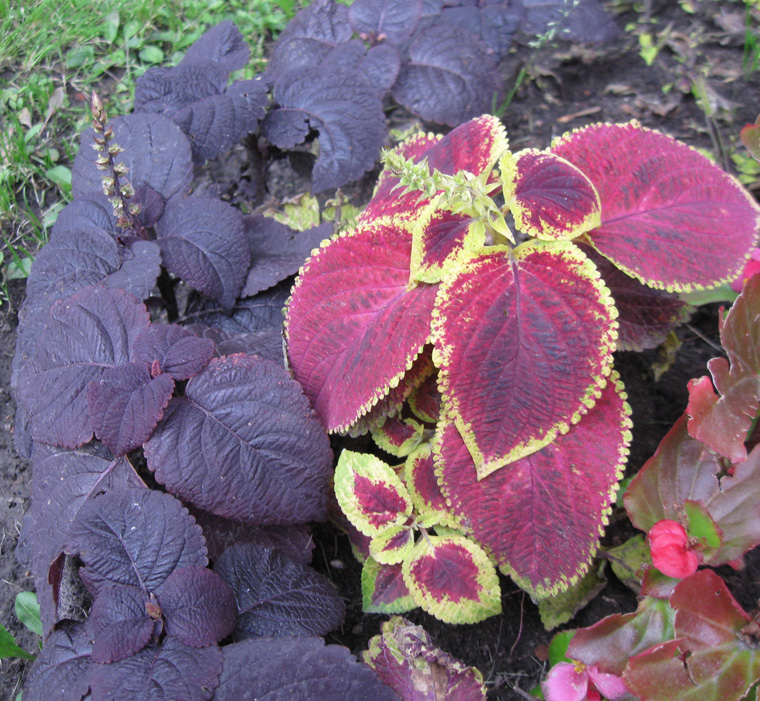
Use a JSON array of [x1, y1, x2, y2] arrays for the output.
[[369, 524, 415, 565], [404, 444, 458, 527], [436, 375, 631, 597], [432, 240, 617, 476], [361, 559, 416, 614], [285, 219, 438, 432], [402, 534, 501, 624], [551, 121, 760, 291], [408, 371, 440, 423], [371, 415, 425, 457], [501, 149, 601, 241]]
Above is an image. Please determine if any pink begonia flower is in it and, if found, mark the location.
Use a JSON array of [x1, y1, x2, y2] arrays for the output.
[[647, 519, 699, 579], [542, 661, 629, 701], [730, 248, 760, 292]]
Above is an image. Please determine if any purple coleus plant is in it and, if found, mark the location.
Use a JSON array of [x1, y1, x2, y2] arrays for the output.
[[285, 114, 760, 603]]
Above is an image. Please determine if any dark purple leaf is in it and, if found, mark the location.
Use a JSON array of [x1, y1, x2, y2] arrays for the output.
[[214, 543, 344, 639], [135, 62, 230, 116], [243, 215, 333, 297], [156, 566, 237, 647], [23, 621, 93, 701], [264, 66, 386, 193], [65, 488, 207, 596], [89, 637, 223, 701], [359, 43, 401, 92], [519, 0, 619, 44], [181, 20, 250, 71], [193, 509, 314, 563], [51, 197, 117, 239], [216, 329, 285, 365], [131, 324, 216, 380], [88, 584, 156, 663], [266, 0, 352, 78], [144, 354, 333, 524], [392, 24, 500, 126], [17, 286, 150, 448], [215, 637, 399, 701], [440, 3, 522, 59], [88, 363, 175, 455], [73, 112, 193, 203], [156, 195, 249, 307], [348, 0, 423, 44]]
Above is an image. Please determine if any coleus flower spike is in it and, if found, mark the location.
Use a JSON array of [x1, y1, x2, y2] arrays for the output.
[[542, 660, 629, 701], [647, 519, 699, 579]]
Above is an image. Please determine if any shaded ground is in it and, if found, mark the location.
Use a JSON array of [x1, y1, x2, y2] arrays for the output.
[[2, 0, 760, 698]]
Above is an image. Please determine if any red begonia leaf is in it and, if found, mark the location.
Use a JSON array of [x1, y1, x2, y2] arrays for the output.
[[551, 121, 760, 291], [402, 534, 501, 624], [432, 241, 617, 476], [436, 375, 630, 598], [686, 274, 760, 463], [501, 149, 601, 241], [285, 219, 438, 432], [361, 558, 416, 614], [371, 415, 425, 457]]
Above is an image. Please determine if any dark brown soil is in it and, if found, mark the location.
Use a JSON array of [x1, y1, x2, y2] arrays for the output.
[[3, 1, 760, 698]]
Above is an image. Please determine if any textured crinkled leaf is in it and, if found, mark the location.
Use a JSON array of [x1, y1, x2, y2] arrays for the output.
[[404, 444, 459, 527], [520, 0, 619, 44], [363, 616, 487, 700], [23, 620, 93, 701], [408, 372, 441, 423], [65, 488, 207, 596], [369, 525, 415, 565], [402, 535, 501, 624], [17, 286, 150, 448], [131, 324, 215, 381], [624, 414, 760, 567], [361, 558, 416, 614], [432, 241, 617, 475], [181, 20, 250, 71], [51, 197, 117, 239], [579, 244, 692, 351], [686, 275, 760, 462], [214, 543, 344, 639], [358, 43, 401, 92], [135, 62, 229, 116], [214, 636, 398, 701], [73, 112, 192, 203], [439, 3, 522, 59], [371, 416, 425, 457], [88, 584, 155, 663], [392, 25, 500, 126], [437, 376, 630, 598], [88, 363, 174, 455], [156, 566, 237, 647], [502, 149, 601, 240], [285, 220, 438, 432], [156, 196, 249, 308], [89, 637, 223, 701], [243, 214, 332, 297], [538, 561, 607, 631], [264, 66, 385, 193], [348, 0, 422, 43], [334, 450, 413, 537], [145, 354, 332, 524], [551, 121, 760, 291]]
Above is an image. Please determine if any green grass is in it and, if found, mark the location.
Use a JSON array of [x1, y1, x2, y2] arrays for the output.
[[0, 0, 297, 307]]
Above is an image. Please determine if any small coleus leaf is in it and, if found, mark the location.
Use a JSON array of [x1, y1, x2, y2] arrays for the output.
[[392, 24, 501, 126], [371, 415, 426, 457], [145, 354, 333, 525], [408, 372, 440, 423], [369, 524, 415, 566], [432, 240, 617, 475], [551, 121, 760, 291], [361, 558, 416, 614], [131, 324, 216, 381], [363, 615, 487, 700], [624, 413, 760, 568], [88, 637, 223, 701], [17, 286, 150, 449], [214, 637, 399, 701], [348, 0, 422, 44], [285, 219, 438, 432], [624, 570, 760, 700], [404, 443, 459, 527], [65, 488, 207, 597], [437, 375, 631, 598], [214, 543, 345, 639], [334, 449, 413, 537], [156, 195, 249, 308], [501, 149, 601, 241], [685, 274, 760, 463], [402, 534, 501, 624]]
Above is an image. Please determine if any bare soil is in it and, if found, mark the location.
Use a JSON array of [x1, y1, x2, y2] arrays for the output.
[[2, 1, 760, 698]]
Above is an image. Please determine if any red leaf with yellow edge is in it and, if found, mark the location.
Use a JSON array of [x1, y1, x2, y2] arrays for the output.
[[285, 220, 438, 432], [402, 535, 501, 624], [551, 121, 760, 291], [408, 372, 440, 424], [501, 149, 601, 241], [361, 559, 416, 614], [432, 240, 617, 476], [369, 525, 415, 565], [436, 375, 631, 598], [405, 444, 459, 528], [371, 416, 426, 458]]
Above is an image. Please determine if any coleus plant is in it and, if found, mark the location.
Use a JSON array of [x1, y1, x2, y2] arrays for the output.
[[285, 113, 760, 603]]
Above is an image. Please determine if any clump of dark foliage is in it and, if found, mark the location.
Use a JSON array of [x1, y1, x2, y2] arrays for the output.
[[11, 1, 619, 697]]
